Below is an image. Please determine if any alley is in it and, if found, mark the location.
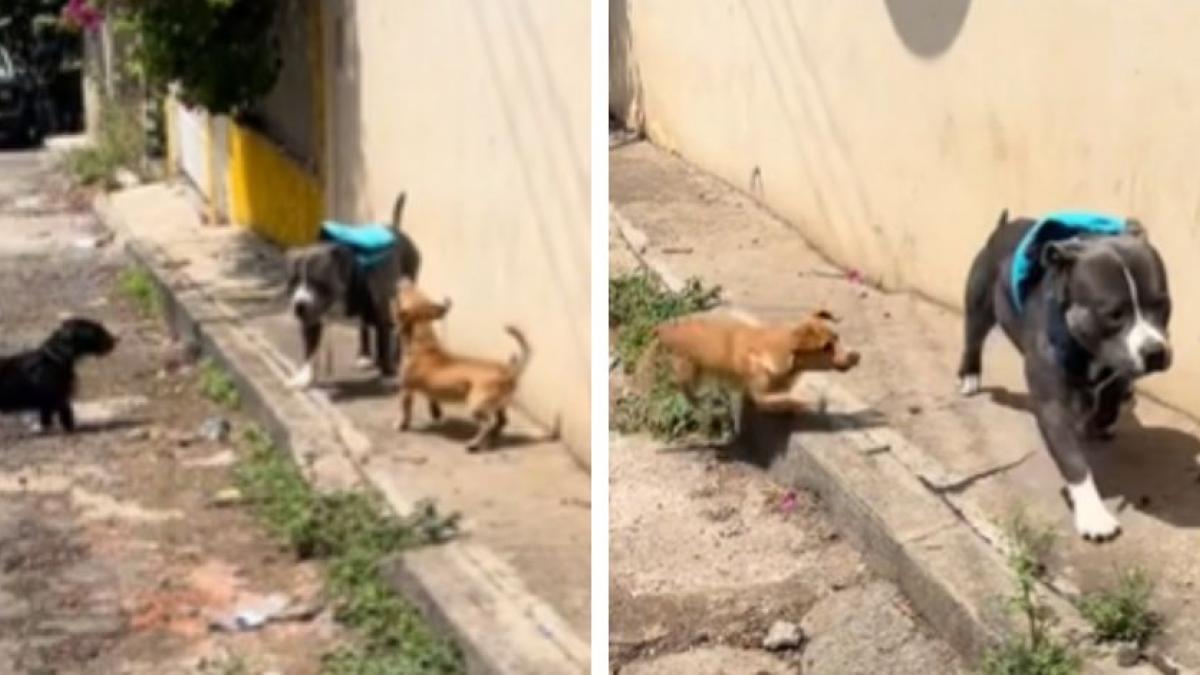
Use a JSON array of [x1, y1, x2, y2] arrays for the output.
[[0, 149, 344, 673], [608, 196, 964, 674]]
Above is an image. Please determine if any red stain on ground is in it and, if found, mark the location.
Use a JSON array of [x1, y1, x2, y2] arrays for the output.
[[127, 560, 245, 638]]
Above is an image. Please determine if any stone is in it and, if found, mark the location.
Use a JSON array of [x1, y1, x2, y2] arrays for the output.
[[762, 619, 804, 651], [1116, 641, 1142, 668], [211, 488, 243, 507], [198, 416, 232, 443]]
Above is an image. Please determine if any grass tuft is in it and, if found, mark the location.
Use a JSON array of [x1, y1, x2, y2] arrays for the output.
[[117, 265, 163, 318], [235, 426, 464, 674], [1078, 569, 1161, 648], [199, 358, 241, 410]]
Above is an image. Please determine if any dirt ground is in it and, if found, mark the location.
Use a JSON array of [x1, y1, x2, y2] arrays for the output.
[[0, 151, 343, 674], [608, 207, 964, 674]]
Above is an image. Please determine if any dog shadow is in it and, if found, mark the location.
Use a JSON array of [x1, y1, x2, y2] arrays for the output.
[[72, 418, 147, 435], [1, 416, 146, 440], [325, 377, 399, 402], [985, 386, 1200, 530], [405, 417, 551, 453], [715, 396, 888, 468]]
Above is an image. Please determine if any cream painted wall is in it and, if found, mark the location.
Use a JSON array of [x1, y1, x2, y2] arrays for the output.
[[611, 0, 1200, 416], [326, 0, 590, 465]]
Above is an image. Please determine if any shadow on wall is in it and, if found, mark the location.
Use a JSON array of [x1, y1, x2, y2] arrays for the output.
[[326, 0, 368, 223], [884, 0, 972, 59], [609, 0, 642, 129]]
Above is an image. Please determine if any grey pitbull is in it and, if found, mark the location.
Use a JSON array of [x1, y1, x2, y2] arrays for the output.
[[958, 210, 1172, 542], [285, 191, 421, 389]]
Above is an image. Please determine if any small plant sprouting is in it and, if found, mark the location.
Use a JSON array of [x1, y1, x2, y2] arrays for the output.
[[199, 358, 241, 410], [1078, 568, 1161, 648], [118, 265, 163, 318], [981, 510, 1081, 675]]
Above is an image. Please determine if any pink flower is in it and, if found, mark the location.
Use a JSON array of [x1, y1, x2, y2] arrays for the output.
[[780, 490, 798, 514], [62, 0, 105, 32]]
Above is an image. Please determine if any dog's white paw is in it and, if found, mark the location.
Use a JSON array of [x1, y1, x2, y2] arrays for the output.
[[1067, 476, 1121, 542], [1074, 504, 1121, 542], [288, 363, 315, 390], [355, 356, 374, 371], [958, 375, 981, 396]]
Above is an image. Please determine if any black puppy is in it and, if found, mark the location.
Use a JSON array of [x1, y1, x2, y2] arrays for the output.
[[0, 318, 118, 432]]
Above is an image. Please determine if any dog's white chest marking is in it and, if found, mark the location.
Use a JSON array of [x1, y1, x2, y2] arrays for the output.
[[1119, 262, 1166, 373], [291, 264, 315, 310], [1067, 473, 1120, 540]]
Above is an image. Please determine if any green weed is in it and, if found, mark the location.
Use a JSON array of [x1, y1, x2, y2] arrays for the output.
[[199, 358, 241, 410], [982, 511, 1081, 675], [1078, 569, 1161, 647], [235, 426, 464, 674], [611, 362, 735, 441], [609, 270, 721, 371], [117, 265, 163, 318]]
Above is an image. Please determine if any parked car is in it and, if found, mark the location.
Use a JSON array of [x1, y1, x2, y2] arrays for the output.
[[0, 43, 45, 146]]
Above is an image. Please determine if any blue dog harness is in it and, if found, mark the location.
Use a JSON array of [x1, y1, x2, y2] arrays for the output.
[[319, 221, 396, 269], [1009, 210, 1127, 313]]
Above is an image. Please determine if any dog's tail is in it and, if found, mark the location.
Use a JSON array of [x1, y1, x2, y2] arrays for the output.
[[504, 325, 532, 378], [995, 208, 1009, 230], [391, 191, 408, 232]]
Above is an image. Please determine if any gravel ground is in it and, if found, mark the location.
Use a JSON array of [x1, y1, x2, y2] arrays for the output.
[[0, 149, 345, 674]]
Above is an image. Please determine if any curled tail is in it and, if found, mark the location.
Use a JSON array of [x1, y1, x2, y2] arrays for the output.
[[391, 191, 408, 232], [505, 326, 531, 378]]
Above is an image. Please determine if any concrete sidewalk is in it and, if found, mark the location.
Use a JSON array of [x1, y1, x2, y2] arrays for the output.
[[96, 182, 589, 673], [612, 141, 1200, 670]]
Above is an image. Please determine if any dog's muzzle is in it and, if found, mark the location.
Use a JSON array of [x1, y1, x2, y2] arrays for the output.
[[290, 283, 319, 322]]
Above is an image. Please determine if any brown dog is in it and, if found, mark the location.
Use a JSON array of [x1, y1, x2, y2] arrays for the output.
[[654, 310, 860, 413], [391, 280, 532, 451]]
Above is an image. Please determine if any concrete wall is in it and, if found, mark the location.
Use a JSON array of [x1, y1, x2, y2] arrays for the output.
[[324, 0, 591, 465], [611, 0, 1200, 416]]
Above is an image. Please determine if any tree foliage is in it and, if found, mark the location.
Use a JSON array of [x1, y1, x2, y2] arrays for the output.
[[0, 0, 73, 62], [96, 0, 282, 115]]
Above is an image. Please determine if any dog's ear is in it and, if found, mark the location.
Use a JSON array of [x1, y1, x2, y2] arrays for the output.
[[791, 321, 832, 352], [1041, 238, 1088, 269], [1126, 217, 1148, 240]]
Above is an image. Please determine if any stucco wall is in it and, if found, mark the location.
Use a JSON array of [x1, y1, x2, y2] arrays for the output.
[[611, 0, 1200, 415], [324, 0, 591, 464]]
